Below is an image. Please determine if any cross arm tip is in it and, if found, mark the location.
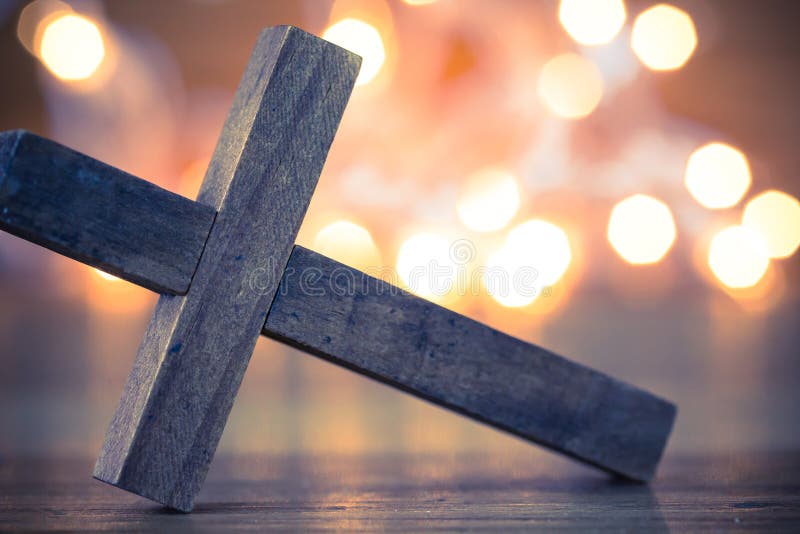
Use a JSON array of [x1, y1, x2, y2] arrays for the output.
[[0, 129, 28, 171]]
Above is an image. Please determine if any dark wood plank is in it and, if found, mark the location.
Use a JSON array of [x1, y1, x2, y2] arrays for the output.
[[93, 26, 360, 511], [264, 246, 676, 482], [2, 451, 798, 531], [0, 130, 215, 295]]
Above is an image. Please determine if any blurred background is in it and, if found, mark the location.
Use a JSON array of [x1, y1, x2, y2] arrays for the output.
[[0, 0, 798, 465]]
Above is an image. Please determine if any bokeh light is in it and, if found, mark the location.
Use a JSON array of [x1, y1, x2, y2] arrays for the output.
[[85, 265, 152, 314], [708, 225, 770, 289], [684, 142, 751, 209], [313, 220, 382, 271], [537, 53, 604, 119], [93, 268, 120, 282], [485, 246, 540, 308], [39, 13, 105, 81], [396, 233, 457, 302], [607, 194, 677, 265], [323, 18, 386, 86], [456, 168, 520, 233], [742, 190, 800, 259], [631, 4, 697, 71], [559, 0, 626, 46], [16, 0, 72, 55], [485, 220, 572, 308], [506, 220, 572, 286]]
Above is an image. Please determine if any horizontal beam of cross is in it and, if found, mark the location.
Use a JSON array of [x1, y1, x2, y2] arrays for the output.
[[0, 130, 215, 294], [0, 129, 676, 483], [268, 246, 675, 481]]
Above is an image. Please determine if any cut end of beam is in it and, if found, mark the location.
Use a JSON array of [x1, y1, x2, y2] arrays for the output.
[[0, 129, 24, 180]]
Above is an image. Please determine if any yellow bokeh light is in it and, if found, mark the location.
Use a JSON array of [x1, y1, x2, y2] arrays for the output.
[[559, 0, 627, 46], [684, 142, 751, 209], [742, 190, 800, 259], [313, 220, 382, 271], [457, 168, 520, 233], [607, 194, 677, 265], [631, 4, 697, 71], [16, 0, 73, 55], [506, 220, 572, 285], [323, 18, 385, 86], [396, 233, 457, 302], [484, 247, 538, 308], [86, 266, 152, 314], [39, 13, 105, 81], [537, 53, 604, 119], [708, 225, 770, 289], [485, 220, 572, 308], [93, 268, 120, 282]]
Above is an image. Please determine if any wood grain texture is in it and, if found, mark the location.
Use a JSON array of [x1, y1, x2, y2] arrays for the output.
[[264, 246, 676, 482], [2, 451, 798, 531], [0, 130, 215, 294], [93, 26, 360, 511]]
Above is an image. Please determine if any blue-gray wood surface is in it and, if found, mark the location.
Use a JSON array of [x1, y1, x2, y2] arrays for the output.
[[2, 451, 797, 531], [0, 130, 215, 294], [93, 26, 360, 511]]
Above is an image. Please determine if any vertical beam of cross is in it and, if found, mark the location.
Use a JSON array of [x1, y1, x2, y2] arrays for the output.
[[92, 26, 360, 511]]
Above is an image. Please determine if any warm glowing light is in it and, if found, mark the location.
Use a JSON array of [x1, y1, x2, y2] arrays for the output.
[[323, 18, 385, 86], [457, 168, 520, 233], [708, 225, 770, 289], [86, 266, 152, 313], [403, 0, 437, 5], [742, 190, 800, 259], [313, 220, 382, 271], [484, 248, 538, 308], [39, 13, 105, 81], [559, 0, 626, 46], [396, 233, 457, 301], [485, 220, 572, 307], [684, 142, 751, 209], [16, 0, 72, 55], [537, 53, 604, 119], [93, 268, 120, 282], [631, 4, 697, 71], [607, 194, 677, 265], [506, 220, 572, 285]]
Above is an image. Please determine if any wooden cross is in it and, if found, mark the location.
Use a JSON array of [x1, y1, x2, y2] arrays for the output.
[[0, 26, 675, 512]]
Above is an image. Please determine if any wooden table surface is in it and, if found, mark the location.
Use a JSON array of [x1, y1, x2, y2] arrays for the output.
[[1, 451, 798, 531]]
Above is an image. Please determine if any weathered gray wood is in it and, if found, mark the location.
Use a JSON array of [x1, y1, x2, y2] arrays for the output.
[[264, 246, 676, 482], [0, 130, 215, 295], [93, 26, 360, 511]]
